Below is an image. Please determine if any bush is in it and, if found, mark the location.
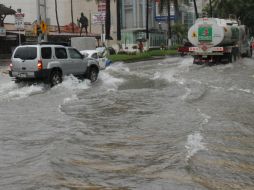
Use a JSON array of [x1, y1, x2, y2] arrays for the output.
[[108, 49, 178, 63]]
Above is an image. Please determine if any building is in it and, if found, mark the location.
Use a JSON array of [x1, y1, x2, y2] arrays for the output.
[[120, 0, 168, 50], [181, 0, 210, 28], [0, 0, 118, 54]]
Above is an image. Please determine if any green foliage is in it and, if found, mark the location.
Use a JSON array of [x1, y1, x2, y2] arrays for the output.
[[108, 49, 178, 63], [171, 23, 188, 44]]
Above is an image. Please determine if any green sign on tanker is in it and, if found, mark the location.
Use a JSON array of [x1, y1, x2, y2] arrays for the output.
[[198, 26, 212, 41]]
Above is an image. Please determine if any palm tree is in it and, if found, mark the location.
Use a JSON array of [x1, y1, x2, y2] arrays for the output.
[[193, 0, 198, 19], [116, 0, 121, 41], [146, 0, 149, 40], [0, 4, 16, 27], [158, 0, 171, 39], [105, 0, 111, 40], [173, 0, 179, 23], [71, 0, 74, 33], [55, 0, 60, 33], [209, 0, 212, 17]]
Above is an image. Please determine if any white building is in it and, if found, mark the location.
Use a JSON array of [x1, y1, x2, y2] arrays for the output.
[[181, 0, 210, 28], [1, 0, 117, 41]]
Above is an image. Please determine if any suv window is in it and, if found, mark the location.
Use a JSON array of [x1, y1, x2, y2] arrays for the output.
[[41, 47, 52, 59], [69, 48, 83, 59], [14, 47, 37, 60], [55, 48, 67, 59]]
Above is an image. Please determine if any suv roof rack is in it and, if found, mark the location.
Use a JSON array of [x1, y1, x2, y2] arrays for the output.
[[39, 41, 70, 46], [21, 41, 70, 46]]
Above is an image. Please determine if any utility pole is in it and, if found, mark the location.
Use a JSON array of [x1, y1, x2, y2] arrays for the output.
[[36, 0, 42, 42], [37, 0, 47, 42]]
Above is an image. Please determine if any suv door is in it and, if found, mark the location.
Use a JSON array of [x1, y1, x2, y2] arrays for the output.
[[68, 48, 87, 74], [12, 46, 38, 73], [54, 47, 71, 74], [41, 46, 52, 68]]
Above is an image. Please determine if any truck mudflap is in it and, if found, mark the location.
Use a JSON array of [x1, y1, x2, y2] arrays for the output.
[[193, 53, 233, 65]]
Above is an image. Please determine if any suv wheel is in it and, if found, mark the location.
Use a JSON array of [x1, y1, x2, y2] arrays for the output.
[[49, 70, 62, 87], [88, 67, 98, 82]]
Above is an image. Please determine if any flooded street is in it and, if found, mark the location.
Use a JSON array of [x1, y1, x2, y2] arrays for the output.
[[0, 57, 254, 190]]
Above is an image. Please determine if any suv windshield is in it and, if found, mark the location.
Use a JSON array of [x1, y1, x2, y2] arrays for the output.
[[14, 47, 37, 60]]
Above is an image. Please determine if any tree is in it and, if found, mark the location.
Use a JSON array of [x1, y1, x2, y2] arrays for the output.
[[193, 0, 198, 19], [71, 0, 74, 33], [0, 4, 16, 27], [105, 0, 111, 40], [116, 0, 121, 41], [209, 0, 254, 35], [55, 0, 60, 33], [173, 0, 180, 23], [158, 0, 171, 39]]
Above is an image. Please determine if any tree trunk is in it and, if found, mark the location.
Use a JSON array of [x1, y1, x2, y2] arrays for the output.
[[209, 0, 213, 17], [193, 0, 199, 19], [116, 0, 121, 41], [71, 0, 74, 33], [146, 0, 149, 40], [173, 0, 179, 23], [105, 0, 111, 40], [167, 0, 171, 39], [55, 0, 60, 33]]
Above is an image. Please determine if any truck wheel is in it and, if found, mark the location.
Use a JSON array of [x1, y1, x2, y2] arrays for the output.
[[248, 49, 252, 58], [49, 70, 62, 87], [88, 67, 98, 82], [228, 53, 233, 63]]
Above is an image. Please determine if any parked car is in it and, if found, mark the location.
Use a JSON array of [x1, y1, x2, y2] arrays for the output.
[[9, 43, 100, 86], [80, 49, 112, 69]]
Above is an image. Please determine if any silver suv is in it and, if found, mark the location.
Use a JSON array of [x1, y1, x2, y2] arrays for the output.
[[9, 43, 100, 86]]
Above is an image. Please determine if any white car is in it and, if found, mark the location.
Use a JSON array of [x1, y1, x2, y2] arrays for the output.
[[80, 50, 110, 69]]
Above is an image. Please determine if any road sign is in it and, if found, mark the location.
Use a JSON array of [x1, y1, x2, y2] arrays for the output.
[[15, 13, 25, 30], [92, 12, 106, 24], [40, 20, 47, 33], [155, 15, 175, 22]]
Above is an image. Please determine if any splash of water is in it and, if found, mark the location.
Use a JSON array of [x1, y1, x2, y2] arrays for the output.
[[63, 94, 78, 104], [106, 62, 130, 73], [185, 132, 206, 160], [99, 72, 125, 91], [58, 75, 90, 90], [5, 84, 45, 100]]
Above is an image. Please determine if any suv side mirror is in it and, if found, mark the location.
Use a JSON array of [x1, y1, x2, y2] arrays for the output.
[[81, 54, 84, 59]]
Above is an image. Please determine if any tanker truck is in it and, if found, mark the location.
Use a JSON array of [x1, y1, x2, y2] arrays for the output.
[[188, 17, 252, 64]]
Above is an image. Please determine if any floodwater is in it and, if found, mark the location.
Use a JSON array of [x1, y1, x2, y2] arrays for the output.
[[0, 57, 254, 190]]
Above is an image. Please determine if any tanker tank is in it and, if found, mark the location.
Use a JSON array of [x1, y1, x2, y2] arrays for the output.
[[188, 18, 241, 48]]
